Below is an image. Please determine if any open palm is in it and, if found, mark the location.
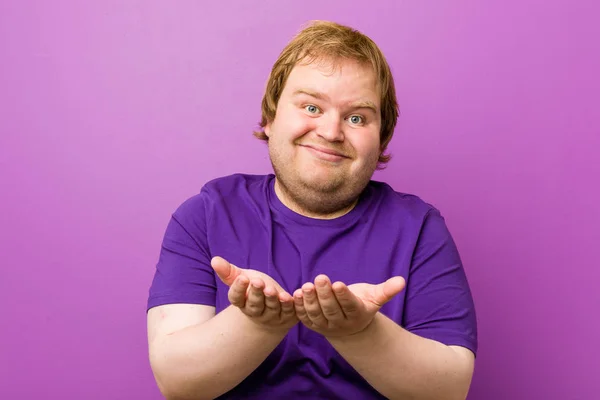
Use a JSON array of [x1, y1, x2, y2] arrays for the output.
[[293, 275, 406, 337]]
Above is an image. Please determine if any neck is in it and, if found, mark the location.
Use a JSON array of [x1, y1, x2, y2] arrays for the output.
[[274, 178, 359, 220]]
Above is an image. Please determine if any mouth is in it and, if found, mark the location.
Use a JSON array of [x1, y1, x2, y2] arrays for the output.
[[299, 144, 348, 162]]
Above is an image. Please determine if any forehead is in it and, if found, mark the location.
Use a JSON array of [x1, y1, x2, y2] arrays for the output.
[[283, 58, 381, 104]]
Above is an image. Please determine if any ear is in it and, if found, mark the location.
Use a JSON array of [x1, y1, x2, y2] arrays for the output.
[[264, 122, 272, 138]]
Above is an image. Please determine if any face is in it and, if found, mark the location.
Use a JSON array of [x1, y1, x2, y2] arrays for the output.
[[264, 58, 382, 217]]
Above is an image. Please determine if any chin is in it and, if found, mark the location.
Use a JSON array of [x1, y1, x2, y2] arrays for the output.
[[299, 172, 346, 193]]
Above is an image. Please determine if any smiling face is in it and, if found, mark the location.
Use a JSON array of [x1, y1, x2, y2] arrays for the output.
[[264, 58, 382, 218]]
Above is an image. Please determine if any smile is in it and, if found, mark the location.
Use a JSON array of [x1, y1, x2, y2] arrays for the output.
[[300, 145, 348, 162]]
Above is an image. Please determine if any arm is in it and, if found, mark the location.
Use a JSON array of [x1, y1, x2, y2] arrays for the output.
[[328, 313, 474, 400], [147, 193, 298, 399], [148, 303, 291, 400], [148, 257, 297, 400], [295, 279, 474, 399], [328, 209, 476, 399], [293, 209, 477, 399]]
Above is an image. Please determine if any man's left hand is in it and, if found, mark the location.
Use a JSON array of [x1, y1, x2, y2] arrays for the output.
[[293, 275, 405, 338]]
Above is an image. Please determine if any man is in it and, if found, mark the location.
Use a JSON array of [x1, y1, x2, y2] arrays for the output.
[[147, 20, 477, 400]]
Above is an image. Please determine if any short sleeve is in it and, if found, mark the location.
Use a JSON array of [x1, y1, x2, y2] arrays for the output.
[[146, 191, 217, 311], [402, 209, 478, 356]]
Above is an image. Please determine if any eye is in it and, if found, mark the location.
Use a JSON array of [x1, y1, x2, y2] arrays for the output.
[[305, 105, 320, 114], [348, 115, 364, 125]]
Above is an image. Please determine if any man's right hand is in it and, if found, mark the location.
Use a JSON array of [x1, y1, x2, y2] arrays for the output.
[[210, 256, 298, 331]]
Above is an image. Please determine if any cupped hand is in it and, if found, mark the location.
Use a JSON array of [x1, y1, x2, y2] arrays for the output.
[[211, 256, 298, 331], [293, 274, 405, 337]]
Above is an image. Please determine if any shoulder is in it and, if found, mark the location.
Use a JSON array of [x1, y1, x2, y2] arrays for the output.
[[201, 173, 270, 197], [172, 173, 271, 220], [367, 183, 462, 262], [366, 180, 442, 222]]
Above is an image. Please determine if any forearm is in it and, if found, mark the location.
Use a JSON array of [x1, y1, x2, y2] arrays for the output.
[[328, 313, 474, 400], [150, 305, 290, 400]]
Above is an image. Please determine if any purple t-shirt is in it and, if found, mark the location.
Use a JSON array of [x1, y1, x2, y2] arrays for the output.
[[148, 173, 477, 399]]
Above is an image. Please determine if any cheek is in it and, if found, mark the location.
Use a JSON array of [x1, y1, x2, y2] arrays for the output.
[[348, 133, 381, 159], [274, 108, 315, 141], [290, 119, 315, 141]]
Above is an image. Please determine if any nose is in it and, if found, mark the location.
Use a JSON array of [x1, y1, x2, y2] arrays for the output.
[[315, 113, 344, 142]]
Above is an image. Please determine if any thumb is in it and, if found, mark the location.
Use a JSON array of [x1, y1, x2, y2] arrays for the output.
[[372, 276, 406, 306], [211, 256, 243, 286]]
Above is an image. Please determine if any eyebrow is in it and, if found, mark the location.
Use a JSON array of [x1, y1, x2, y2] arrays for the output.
[[292, 89, 379, 114]]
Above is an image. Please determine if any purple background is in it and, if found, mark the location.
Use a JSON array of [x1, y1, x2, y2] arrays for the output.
[[1, 1, 598, 399]]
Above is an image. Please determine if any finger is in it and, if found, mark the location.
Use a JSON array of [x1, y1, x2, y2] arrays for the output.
[[372, 277, 406, 306], [245, 278, 266, 317], [262, 285, 281, 315], [279, 291, 296, 318], [332, 281, 362, 317], [211, 256, 243, 286], [228, 275, 250, 307], [293, 289, 310, 324], [314, 275, 344, 322], [302, 282, 328, 327]]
